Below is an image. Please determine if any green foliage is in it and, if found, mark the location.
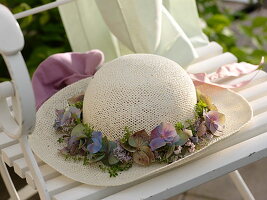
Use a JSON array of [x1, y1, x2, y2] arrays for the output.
[[175, 122, 184, 131], [0, 0, 71, 80], [99, 162, 132, 177], [196, 0, 267, 65], [120, 127, 133, 143], [195, 100, 208, 117]]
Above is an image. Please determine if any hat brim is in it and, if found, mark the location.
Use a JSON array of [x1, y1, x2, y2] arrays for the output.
[[29, 77, 253, 186]]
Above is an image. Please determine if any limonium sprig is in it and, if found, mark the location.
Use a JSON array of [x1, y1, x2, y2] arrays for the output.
[[54, 89, 225, 177]]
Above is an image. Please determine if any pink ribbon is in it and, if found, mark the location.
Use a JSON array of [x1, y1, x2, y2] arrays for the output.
[[190, 57, 265, 88]]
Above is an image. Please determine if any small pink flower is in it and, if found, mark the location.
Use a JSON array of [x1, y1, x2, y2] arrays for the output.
[[185, 140, 195, 153], [174, 146, 182, 155]]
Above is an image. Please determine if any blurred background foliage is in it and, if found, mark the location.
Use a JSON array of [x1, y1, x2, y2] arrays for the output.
[[0, 0, 266, 81]]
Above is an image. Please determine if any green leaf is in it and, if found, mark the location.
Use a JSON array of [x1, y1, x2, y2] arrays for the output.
[[175, 122, 184, 131], [108, 141, 117, 153], [120, 127, 133, 143], [133, 151, 150, 166], [176, 130, 189, 146], [239, 25, 253, 37], [140, 146, 155, 162], [87, 153, 105, 163], [120, 142, 136, 152], [128, 130, 149, 148], [207, 14, 231, 28], [165, 145, 175, 159], [252, 16, 267, 28], [13, 3, 33, 29], [71, 124, 86, 138], [39, 11, 50, 25], [108, 154, 120, 165]]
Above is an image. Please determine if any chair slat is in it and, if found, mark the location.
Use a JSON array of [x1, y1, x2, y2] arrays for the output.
[[14, 156, 44, 178], [0, 132, 17, 150], [25, 164, 61, 189], [187, 52, 237, 73], [1, 143, 23, 167], [52, 184, 107, 200], [193, 42, 223, 64], [238, 81, 267, 101], [250, 96, 267, 115], [46, 175, 81, 196], [214, 71, 267, 92]]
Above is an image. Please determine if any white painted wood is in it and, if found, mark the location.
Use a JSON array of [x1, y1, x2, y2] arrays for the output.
[[249, 95, 267, 115], [52, 185, 106, 200], [229, 171, 255, 200], [0, 6, 50, 199], [103, 132, 267, 200], [0, 81, 14, 99], [0, 5, 24, 55], [193, 42, 223, 63], [224, 0, 257, 3], [187, 52, 237, 73], [0, 132, 17, 150], [8, 185, 37, 200], [238, 80, 267, 101], [46, 175, 81, 196], [14, 157, 44, 178], [221, 71, 267, 92], [25, 164, 61, 189], [14, 0, 75, 20], [0, 156, 20, 200], [1, 143, 23, 167]]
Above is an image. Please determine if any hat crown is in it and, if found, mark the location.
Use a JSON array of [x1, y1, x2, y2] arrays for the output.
[[83, 54, 197, 140]]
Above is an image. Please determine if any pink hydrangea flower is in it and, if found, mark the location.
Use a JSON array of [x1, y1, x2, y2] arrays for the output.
[[204, 111, 225, 136]]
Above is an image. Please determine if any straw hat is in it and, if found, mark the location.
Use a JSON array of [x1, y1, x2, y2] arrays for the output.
[[29, 54, 252, 186]]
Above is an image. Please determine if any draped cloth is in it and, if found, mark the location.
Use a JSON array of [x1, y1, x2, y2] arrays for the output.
[[58, 0, 209, 67], [32, 50, 104, 109]]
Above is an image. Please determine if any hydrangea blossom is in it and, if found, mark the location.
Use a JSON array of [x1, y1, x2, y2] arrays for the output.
[[87, 131, 102, 153], [54, 106, 81, 131], [149, 122, 179, 151], [204, 111, 225, 136]]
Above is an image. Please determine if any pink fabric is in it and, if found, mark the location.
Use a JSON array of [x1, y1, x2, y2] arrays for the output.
[[32, 50, 104, 110], [190, 57, 264, 88]]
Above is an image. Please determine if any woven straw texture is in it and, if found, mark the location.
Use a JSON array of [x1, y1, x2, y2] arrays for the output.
[[29, 54, 252, 186], [83, 54, 196, 139]]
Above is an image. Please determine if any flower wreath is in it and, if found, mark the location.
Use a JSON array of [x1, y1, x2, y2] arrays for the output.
[[53, 89, 225, 177]]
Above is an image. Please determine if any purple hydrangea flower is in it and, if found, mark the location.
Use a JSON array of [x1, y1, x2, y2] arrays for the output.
[[54, 106, 81, 131], [87, 131, 102, 154], [65, 136, 80, 156], [204, 111, 225, 136], [149, 122, 179, 151]]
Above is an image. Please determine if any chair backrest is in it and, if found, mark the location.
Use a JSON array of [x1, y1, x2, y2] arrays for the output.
[[0, 4, 50, 200], [58, 0, 209, 66]]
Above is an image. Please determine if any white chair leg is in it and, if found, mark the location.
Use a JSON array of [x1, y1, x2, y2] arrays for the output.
[[229, 170, 255, 200], [0, 155, 20, 200]]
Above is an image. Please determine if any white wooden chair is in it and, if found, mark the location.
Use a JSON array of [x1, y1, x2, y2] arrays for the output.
[[1, 1, 267, 200]]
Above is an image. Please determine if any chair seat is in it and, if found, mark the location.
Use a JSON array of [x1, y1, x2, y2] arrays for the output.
[[1, 42, 267, 200]]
